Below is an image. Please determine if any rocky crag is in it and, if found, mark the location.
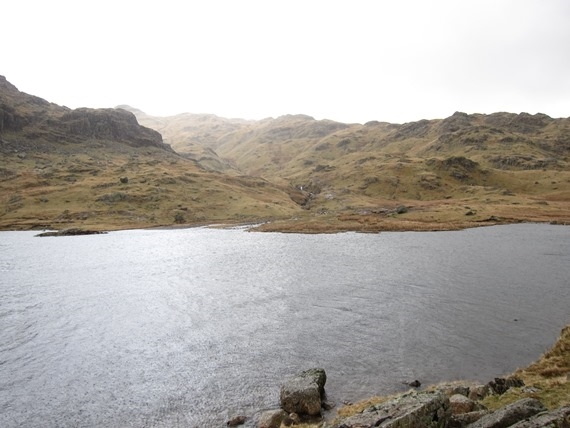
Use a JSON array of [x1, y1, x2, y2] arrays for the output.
[[0, 76, 169, 152]]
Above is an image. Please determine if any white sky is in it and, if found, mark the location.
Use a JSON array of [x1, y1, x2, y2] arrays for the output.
[[3, 0, 570, 124]]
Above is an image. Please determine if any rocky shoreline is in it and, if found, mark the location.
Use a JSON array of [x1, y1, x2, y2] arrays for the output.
[[224, 325, 570, 427], [227, 369, 569, 428]]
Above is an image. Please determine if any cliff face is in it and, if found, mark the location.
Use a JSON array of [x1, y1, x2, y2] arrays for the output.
[[0, 76, 169, 151], [59, 108, 168, 149]]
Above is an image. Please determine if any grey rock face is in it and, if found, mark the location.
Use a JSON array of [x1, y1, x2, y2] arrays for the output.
[[509, 406, 570, 427], [257, 409, 288, 428], [327, 390, 450, 428], [279, 368, 327, 416], [466, 398, 546, 428], [450, 394, 480, 415]]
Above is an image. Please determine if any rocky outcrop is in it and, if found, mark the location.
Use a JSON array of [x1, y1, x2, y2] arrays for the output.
[[0, 76, 171, 152], [280, 368, 327, 416], [487, 377, 525, 395], [450, 394, 484, 414], [59, 108, 169, 149], [36, 228, 107, 237], [323, 375, 566, 428], [327, 390, 450, 428], [509, 406, 570, 427], [244, 370, 566, 428], [465, 398, 546, 428], [490, 155, 559, 170]]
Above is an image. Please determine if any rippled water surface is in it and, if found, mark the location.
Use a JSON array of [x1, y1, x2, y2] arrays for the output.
[[1, 224, 569, 427]]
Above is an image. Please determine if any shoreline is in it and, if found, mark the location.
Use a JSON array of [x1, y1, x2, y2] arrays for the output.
[[2, 214, 569, 235], [270, 325, 570, 427], [1, 195, 569, 234]]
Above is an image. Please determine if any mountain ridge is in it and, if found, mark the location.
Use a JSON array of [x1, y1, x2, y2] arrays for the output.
[[1, 76, 569, 231]]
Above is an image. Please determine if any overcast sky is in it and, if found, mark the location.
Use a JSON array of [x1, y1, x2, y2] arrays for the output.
[[3, 0, 570, 124]]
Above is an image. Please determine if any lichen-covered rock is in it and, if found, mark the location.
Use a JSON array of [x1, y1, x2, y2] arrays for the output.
[[280, 368, 327, 416], [449, 410, 489, 428], [60, 108, 168, 149], [508, 405, 570, 427], [450, 394, 479, 414], [258, 409, 287, 428], [328, 390, 450, 428], [466, 398, 546, 428], [468, 385, 491, 401], [487, 377, 525, 395], [439, 383, 472, 398]]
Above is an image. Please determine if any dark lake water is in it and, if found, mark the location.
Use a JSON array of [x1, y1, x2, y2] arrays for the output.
[[1, 224, 569, 427]]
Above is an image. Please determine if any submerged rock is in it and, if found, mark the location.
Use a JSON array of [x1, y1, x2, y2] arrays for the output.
[[226, 414, 247, 426]]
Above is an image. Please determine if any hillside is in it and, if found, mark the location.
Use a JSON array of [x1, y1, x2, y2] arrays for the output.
[[1, 76, 569, 232], [127, 107, 570, 232], [0, 77, 302, 230]]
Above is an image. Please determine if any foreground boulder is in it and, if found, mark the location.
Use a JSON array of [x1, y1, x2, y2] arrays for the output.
[[450, 394, 485, 415], [280, 368, 327, 416], [327, 390, 450, 428], [258, 409, 287, 428], [450, 410, 490, 428], [509, 406, 570, 427], [465, 398, 546, 428]]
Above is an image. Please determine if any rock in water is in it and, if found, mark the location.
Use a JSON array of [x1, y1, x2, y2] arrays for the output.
[[279, 368, 326, 416], [258, 409, 287, 428], [226, 414, 247, 426]]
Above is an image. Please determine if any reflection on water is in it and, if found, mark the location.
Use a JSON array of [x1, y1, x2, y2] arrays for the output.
[[0, 224, 569, 427]]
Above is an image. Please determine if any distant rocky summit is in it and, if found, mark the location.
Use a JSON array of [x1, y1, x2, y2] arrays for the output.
[[0, 75, 170, 151]]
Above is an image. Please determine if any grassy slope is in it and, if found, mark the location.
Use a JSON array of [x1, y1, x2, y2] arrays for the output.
[[130, 109, 570, 233], [0, 142, 301, 230], [0, 79, 304, 231], [4, 74, 569, 232]]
